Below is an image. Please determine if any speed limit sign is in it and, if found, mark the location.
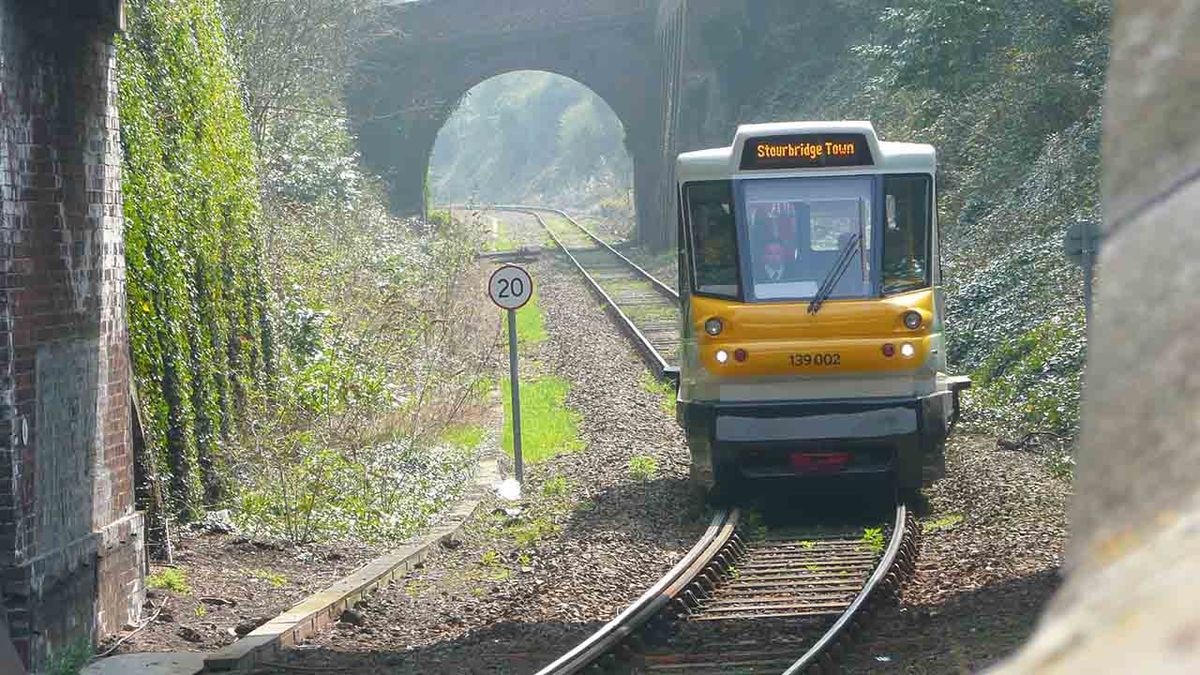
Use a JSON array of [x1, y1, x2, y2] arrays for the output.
[[490, 264, 534, 488], [489, 265, 533, 310]]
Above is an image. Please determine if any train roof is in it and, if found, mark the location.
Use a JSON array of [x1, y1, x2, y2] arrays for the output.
[[677, 121, 935, 182]]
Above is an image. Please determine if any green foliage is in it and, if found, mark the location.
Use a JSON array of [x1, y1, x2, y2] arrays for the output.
[[859, 527, 886, 554], [146, 568, 191, 594], [639, 372, 677, 415], [46, 638, 93, 675], [628, 455, 659, 481], [501, 377, 584, 463], [541, 475, 571, 499], [231, 192, 494, 544], [119, 0, 272, 520], [508, 516, 561, 549], [967, 308, 1085, 435], [428, 71, 632, 211]]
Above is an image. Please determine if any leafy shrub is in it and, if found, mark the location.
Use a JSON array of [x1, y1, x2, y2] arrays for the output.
[[120, 0, 273, 520]]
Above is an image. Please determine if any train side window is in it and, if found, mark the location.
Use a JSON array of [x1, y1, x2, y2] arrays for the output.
[[882, 175, 932, 295], [685, 181, 740, 299]]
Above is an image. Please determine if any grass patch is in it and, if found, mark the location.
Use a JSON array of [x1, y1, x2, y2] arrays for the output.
[[501, 376, 583, 463], [513, 291, 547, 347], [146, 568, 190, 594], [441, 423, 485, 449], [923, 513, 964, 533], [628, 455, 659, 481], [639, 372, 676, 415]]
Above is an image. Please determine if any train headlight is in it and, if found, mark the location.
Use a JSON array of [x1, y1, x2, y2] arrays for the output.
[[900, 342, 916, 358], [704, 318, 724, 336], [715, 349, 729, 364], [902, 311, 923, 330]]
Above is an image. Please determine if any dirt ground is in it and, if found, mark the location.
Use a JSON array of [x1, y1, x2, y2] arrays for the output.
[[102, 532, 387, 654]]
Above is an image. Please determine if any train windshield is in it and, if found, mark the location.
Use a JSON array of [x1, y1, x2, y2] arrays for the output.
[[685, 181, 741, 298], [882, 175, 932, 294], [742, 176, 873, 301]]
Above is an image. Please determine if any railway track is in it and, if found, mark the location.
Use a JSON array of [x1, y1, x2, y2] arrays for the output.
[[468, 206, 920, 673], [480, 205, 680, 379], [537, 503, 916, 675]]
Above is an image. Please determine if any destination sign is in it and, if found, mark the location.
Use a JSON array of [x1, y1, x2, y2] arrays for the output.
[[740, 133, 874, 170]]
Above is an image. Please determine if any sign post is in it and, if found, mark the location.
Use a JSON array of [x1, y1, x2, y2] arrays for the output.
[[1063, 221, 1103, 327], [488, 265, 534, 485]]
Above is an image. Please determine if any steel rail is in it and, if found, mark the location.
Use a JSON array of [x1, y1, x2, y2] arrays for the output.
[[781, 503, 909, 674], [505, 205, 679, 301], [474, 205, 677, 378], [455, 203, 679, 301], [533, 508, 739, 675]]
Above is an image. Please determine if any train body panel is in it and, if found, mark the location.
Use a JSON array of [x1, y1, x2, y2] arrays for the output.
[[675, 121, 968, 493]]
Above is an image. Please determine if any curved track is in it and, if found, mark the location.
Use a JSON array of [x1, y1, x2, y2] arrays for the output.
[[536, 504, 915, 675], [469, 206, 920, 673], [482, 205, 680, 379]]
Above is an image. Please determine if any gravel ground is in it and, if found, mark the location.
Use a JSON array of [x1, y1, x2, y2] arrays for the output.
[[841, 434, 1070, 673], [266, 219, 707, 674]]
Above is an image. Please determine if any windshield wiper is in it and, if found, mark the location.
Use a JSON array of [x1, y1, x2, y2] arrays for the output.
[[807, 233, 860, 315]]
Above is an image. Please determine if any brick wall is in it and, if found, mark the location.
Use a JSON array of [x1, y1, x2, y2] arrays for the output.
[[0, 1, 143, 670]]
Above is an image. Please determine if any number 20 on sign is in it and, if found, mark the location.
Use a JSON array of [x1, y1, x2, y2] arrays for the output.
[[488, 265, 533, 487]]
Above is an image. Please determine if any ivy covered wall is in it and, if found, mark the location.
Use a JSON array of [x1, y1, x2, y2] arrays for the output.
[[117, 0, 272, 520]]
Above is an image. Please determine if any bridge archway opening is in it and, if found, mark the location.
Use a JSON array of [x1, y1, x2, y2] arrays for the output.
[[429, 70, 634, 222]]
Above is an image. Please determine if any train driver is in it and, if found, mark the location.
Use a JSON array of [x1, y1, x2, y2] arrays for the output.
[[758, 239, 792, 282]]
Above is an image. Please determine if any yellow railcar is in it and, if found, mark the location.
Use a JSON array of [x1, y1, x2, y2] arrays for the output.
[[675, 121, 969, 495]]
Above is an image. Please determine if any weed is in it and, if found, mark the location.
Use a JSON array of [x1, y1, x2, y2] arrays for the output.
[[248, 568, 288, 588], [146, 568, 190, 594], [518, 552, 532, 567], [922, 513, 964, 533], [46, 638, 92, 675], [628, 455, 659, 481], [728, 565, 740, 579], [799, 540, 815, 550], [470, 586, 486, 597], [194, 605, 207, 617], [860, 527, 886, 554], [639, 372, 676, 415], [541, 476, 571, 499], [480, 549, 501, 567], [509, 517, 561, 548], [744, 510, 768, 539]]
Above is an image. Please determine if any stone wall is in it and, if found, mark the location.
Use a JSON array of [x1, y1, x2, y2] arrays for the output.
[[0, 0, 143, 670]]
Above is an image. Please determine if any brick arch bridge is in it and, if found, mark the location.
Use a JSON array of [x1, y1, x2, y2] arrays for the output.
[[350, 0, 683, 247]]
